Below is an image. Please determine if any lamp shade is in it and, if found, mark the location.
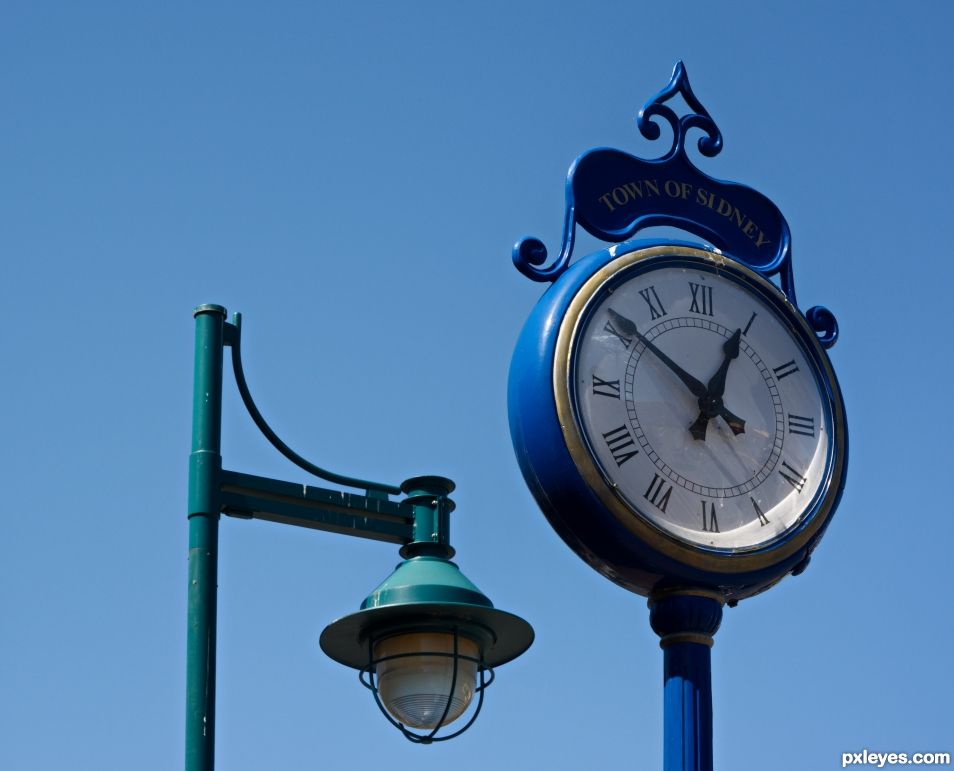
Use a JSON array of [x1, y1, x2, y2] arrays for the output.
[[319, 555, 534, 671]]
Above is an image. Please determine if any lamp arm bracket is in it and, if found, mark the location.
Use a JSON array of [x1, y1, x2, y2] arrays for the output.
[[225, 313, 402, 497], [219, 469, 413, 544]]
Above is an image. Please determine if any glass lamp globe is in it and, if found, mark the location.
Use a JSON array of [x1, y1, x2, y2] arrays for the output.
[[374, 632, 479, 729]]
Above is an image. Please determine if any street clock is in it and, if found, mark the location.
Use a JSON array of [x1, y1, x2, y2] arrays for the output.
[[508, 63, 847, 602]]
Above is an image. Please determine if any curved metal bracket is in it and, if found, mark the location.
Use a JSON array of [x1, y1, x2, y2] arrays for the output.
[[227, 312, 402, 496]]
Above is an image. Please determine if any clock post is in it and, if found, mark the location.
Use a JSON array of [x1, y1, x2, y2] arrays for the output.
[[650, 590, 723, 771], [507, 62, 847, 771]]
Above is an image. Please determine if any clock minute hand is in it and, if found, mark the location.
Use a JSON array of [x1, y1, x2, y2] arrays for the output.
[[606, 308, 706, 399]]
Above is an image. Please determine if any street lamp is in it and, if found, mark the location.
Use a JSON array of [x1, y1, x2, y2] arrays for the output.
[[186, 304, 534, 770]]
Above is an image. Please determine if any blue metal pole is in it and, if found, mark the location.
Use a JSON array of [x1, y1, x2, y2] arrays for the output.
[[186, 304, 227, 771], [649, 590, 724, 771]]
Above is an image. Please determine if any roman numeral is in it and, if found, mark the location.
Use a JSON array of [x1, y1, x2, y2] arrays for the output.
[[602, 425, 638, 466], [787, 414, 815, 437], [701, 500, 719, 532], [750, 497, 769, 526], [689, 282, 714, 316], [773, 360, 800, 380], [644, 473, 673, 513], [778, 460, 807, 493], [743, 311, 757, 336], [638, 286, 667, 320], [592, 375, 621, 399], [603, 320, 632, 348]]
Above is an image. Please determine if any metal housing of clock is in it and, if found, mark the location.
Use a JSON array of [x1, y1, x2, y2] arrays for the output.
[[508, 62, 847, 603]]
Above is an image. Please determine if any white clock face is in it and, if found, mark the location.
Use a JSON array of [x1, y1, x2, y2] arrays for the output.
[[570, 255, 833, 552]]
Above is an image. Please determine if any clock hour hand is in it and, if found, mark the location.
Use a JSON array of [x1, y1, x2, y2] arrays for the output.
[[706, 329, 741, 400], [689, 329, 746, 441], [606, 308, 706, 399]]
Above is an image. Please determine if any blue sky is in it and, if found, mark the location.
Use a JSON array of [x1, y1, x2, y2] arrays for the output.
[[2, 2, 952, 769]]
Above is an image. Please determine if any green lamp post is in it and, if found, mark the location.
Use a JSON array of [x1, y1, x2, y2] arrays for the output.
[[186, 304, 534, 770]]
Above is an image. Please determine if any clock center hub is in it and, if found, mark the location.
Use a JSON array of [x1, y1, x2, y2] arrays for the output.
[[698, 394, 723, 418]]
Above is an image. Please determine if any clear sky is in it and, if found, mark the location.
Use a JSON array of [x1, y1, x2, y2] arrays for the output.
[[2, 2, 952, 770]]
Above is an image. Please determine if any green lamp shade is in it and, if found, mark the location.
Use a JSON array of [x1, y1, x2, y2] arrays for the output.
[[319, 555, 534, 671]]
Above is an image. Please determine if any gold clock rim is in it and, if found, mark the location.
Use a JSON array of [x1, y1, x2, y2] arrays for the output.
[[552, 244, 847, 574]]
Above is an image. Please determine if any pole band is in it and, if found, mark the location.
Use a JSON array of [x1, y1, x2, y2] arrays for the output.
[[658, 632, 715, 649]]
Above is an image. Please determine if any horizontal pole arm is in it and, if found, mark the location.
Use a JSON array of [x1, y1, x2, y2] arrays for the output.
[[219, 469, 413, 545]]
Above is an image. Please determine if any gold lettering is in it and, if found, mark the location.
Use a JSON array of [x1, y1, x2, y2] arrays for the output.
[[595, 181, 772, 250], [623, 181, 644, 199], [702, 194, 771, 247], [597, 180, 664, 212]]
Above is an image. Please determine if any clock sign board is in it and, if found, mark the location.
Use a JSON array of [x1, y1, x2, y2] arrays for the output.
[[508, 62, 847, 601]]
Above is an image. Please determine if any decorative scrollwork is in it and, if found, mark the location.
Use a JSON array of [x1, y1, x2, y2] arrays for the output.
[[806, 305, 839, 349], [637, 60, 723, 160], [511, 236, 552, 278], [511, 202, 577, 283]]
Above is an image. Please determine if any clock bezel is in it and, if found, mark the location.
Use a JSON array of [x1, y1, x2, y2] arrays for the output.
[[553, 244, 847, 573]]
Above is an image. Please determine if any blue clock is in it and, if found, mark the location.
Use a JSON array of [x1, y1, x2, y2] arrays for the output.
[[508, 63, 847, 601], [509, 241, 847, 600]]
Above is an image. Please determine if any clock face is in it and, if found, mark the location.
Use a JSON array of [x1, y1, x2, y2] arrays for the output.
[[567, 252, 835, 552]]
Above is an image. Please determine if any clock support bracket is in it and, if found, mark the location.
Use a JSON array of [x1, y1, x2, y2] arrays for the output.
[[510, 61, 839, 349]]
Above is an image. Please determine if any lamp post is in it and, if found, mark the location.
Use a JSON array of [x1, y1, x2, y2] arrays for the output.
[[186, 304, 534, 771]]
